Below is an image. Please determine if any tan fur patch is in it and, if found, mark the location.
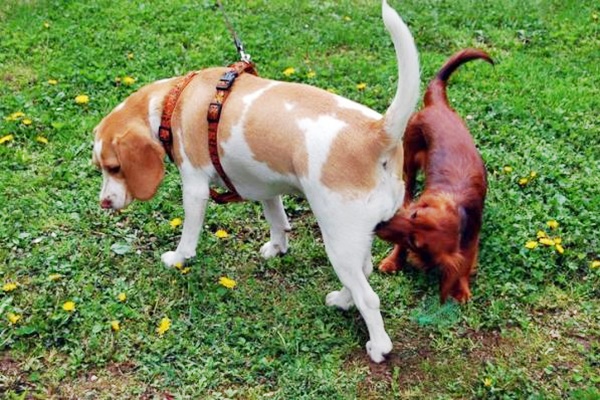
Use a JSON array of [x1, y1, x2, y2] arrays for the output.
[[94, 78, 177, 161], [320, 117, 389, 195], [173, 68, 227, 167]]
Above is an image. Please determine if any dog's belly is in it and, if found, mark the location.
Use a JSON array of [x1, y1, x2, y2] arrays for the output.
[[221, 159, 303, 200]]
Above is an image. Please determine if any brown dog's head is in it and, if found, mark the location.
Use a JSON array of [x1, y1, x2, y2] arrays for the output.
[[376, 192, 468, 301], [92, 113, 165, 210]]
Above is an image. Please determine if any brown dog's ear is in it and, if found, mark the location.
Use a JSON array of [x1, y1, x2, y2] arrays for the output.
[[114, 128, 165, 200]]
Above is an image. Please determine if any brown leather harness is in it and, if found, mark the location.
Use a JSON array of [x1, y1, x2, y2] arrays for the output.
[[158, 61, 257, 204]]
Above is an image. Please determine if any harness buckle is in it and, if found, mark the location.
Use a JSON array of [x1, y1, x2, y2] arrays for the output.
[[207, 102, 223, 123], [216, 71, 239, 90]]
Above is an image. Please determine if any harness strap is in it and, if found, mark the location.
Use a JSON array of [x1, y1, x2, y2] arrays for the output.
[[158, 71, 199, 163], [207, 60, 258, 204], [157, 62, 257, 205]]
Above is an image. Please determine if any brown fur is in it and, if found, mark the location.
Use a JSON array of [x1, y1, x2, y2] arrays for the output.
[[375, 49, 493, 303]]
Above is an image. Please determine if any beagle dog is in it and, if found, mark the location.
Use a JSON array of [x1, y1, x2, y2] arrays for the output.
[[92, 0, 420, 363]]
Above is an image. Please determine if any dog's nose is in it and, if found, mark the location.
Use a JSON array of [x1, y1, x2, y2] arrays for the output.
[[101, 198, 113, 209]]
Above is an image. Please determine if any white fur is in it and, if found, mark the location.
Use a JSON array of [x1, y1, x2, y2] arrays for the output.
[[336, 95, 382, 119], [95, 139, 131, 210], [100, 172, 130, 210], [148, 95, 163, 136]]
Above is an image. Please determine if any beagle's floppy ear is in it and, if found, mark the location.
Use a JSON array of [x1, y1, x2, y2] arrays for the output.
[[114, 128, 165, 200]]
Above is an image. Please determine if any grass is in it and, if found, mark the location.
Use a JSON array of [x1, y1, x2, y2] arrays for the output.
[[1, 0, 599, 398]]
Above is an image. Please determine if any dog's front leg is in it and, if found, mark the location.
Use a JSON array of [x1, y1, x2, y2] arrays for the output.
[[259, 196, 291, 259], [161, 175, 209, 267]]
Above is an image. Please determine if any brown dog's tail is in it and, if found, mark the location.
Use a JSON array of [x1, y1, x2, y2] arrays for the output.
[[424, 49, 494, 107]]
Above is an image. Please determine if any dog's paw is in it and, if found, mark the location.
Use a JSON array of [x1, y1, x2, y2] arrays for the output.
[[366, 336, 393, 363], [325, 290, 354, 310], [378, 258, 401, 273], [161, 251, 186, 268], [259, 241, 287, 259]]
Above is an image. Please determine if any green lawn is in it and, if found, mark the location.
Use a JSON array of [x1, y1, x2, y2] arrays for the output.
[[1, 0, 599, 398]]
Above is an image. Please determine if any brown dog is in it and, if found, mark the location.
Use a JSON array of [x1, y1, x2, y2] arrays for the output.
[[375, 49, 493, 303]]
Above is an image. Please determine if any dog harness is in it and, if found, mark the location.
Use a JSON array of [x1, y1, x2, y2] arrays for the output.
[[158, 61, 258, 204]]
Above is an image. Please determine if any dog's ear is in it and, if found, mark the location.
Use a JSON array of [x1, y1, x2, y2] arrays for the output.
[[114, 128, 165, 200]]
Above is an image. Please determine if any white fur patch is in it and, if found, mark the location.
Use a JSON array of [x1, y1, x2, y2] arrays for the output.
[[298, 115, 346, 181], [336, 95, 382, 120], [93, 139, 103, 163], [148, 96, 163, 137], [100, 174, 130, 210], [113, 101, 127, 113]]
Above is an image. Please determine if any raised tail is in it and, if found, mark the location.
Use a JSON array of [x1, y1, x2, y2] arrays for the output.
[[381, 0, 420, 146], [424, 49, 494, 107]]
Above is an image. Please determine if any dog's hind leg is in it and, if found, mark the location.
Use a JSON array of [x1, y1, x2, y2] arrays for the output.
[[321, 227, 392, 363], [259, 196, 291, 259]]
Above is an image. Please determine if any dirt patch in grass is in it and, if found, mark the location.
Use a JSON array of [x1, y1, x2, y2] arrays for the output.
[[0, 355, 36, 395], [0, 355, 166, 399], [346, 327, 504, 398]]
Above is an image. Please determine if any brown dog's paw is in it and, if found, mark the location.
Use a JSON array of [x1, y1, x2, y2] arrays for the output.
[[450, 277, 472, 303], [378, 258, 401, 273]]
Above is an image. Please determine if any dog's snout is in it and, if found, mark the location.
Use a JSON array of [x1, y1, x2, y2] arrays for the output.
[[101, 198, 113, 209]]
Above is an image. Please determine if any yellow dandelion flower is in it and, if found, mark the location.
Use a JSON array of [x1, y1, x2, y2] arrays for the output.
[[75, 95, 90, 105], [344, 16, 352, 22], [530, 171, 537, 178], [219, 276, 236, 289], [306, 70, 317, 79], [591, 260, 600, 270], [117, 293, 127, 302], [215, 229, 229, 239], [7, 313, 21, 325], [536, 230, 547, 239], [283, 67, 295, 77], [555, 244, 565, 254], [22, 119, 33, 126], [48, 79, 58, 85], [43, 22, 50, 29], [36, 136, 48, 144], [356, 82, 367, 90], [539, 237, 556, 247], [127, 53, 134, 60], [503, 166, 513, 173], [2, 282, 18, 292], [518, 177, 529, 186], [122, 76, 136, 86], [169, 218, 183, 228], [156, 317, 171, 335], [181, 267, 191, 275], [6, 111, 24, 121], [525, 241, 538, 249], [174, 262, 183, 270], [547, 220, 559, 230], [554, 237, 562, 245], [62, 301, 76, 312], [111, 320, 121, 332], [0, 134, 14, 145], [483, 377, 493, 387], [48, 273, 62, 281]]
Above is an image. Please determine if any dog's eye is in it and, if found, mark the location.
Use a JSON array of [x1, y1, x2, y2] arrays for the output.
[[107, 166, 121, 174]]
